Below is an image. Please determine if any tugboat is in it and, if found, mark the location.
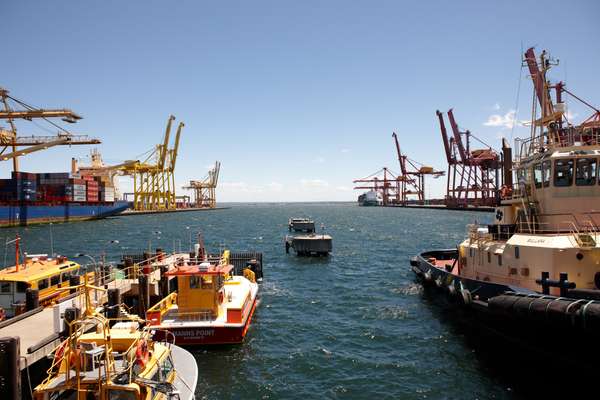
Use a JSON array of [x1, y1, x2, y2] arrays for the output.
[[33, 277, 198, 400], [146, 249, 260, 345], [411, 48, 600, 363]]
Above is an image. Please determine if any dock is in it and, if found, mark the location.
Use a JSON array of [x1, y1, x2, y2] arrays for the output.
[[385, 204, 494, 212], [285, 234, 332, 256], [0, 273, 151, 371], [121, 206, 230, 216]]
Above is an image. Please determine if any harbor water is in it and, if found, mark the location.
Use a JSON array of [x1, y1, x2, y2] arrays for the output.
[[4, 203, 550, 399]]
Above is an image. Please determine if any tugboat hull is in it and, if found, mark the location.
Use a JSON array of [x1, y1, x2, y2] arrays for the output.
[[411, 249, 600, 366], [153, 297, 258, 345]]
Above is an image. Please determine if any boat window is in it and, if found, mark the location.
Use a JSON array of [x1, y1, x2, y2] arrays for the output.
[[189, 276, 201, 289], [0, 282, 11, 293], [38, 278, 49, 290], [576, 158, 597, 186], [201, 276, 213, 289], [107, 388, 137, 400], [51, 274, 60, 286], [497, 254, 502, 266], [542, 160, 551, 187], [16, 282, 28, 293], [61, 271, 72, 282], [487, 252, 491, 263], [514, 246, 520, 259], [554, 159, 574, 187], [533, 164, 543, 189]]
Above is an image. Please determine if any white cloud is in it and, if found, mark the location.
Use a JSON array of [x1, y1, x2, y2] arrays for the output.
[[492, 103, 501, 111], [300, 179, 329, 188], [266, 182, 283, 191], [313, 156, 325, 164], [335, 186, 351, 191], [484, 110, 518, 129], [340, 148, 351, 153], [220, 181, 264, 193]]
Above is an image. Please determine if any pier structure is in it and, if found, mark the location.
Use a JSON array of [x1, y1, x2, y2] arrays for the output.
[[288, 217, 316, 233]]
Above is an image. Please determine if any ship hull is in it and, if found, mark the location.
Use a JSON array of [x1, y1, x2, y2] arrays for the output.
[[410, 249, 600, 367], [0, 201, 130, 227], [153, 297, 258, 346]]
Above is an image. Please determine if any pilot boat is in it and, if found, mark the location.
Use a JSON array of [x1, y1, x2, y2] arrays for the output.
[[0, 235, 93, 320], [147, 250, 259, 345], [410, 48, 600, 361], [33, 277, 198, 400]]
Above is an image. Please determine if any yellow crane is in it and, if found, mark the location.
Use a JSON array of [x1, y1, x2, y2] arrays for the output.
[[121, 115, 184, 211], [0, 87, 100, 171], [183, 161, 221, 208]]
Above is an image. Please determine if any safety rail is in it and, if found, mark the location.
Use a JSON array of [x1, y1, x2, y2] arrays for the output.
[[146, 292, 178, 325], [516, 129, 600, 161], [160, 309, 214, 322]]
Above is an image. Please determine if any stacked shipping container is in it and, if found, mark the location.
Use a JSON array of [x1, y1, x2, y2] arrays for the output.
[[0, 171, 117, 203]]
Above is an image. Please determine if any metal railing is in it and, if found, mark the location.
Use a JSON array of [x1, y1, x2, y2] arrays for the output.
[[516, 129, 600, 161]]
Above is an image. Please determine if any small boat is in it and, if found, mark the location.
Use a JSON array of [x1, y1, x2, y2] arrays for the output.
[[33, 277, 198, 400], [147, 250, 259, 345], [0, 235, 93, 320]]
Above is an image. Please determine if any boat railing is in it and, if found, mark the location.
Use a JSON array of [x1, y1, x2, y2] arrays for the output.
[[164, 309, 214, 322], [516, 128, 600, 161], [146, 292, 178, 325]]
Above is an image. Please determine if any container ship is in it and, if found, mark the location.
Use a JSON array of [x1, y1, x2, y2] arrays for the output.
[[0, 87, 130, 227], [0, 171, 129, 227]]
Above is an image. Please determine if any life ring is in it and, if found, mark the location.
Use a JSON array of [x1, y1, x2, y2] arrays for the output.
[[53, 340, 67, 371], [218, 290, 224, 304], [135, 338, 149, 368], [500, 185, 512, 199]]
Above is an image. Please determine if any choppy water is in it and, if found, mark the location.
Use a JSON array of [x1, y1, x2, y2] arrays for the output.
[[8, 203, 546, 400]]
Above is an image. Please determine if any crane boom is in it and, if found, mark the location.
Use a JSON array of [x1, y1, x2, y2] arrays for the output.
[[169, 122, 184, 172], [158, 115, 175, 169], [0, 138, 69, 161], [392, 132, 407, 176], [0, 109, 82, 122], [436, 110, 454, 164], [447, 109, 468, 163]]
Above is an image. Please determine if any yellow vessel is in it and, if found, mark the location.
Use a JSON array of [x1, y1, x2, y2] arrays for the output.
[[33, 277, 197, 400], [0, 235, 87, 319]]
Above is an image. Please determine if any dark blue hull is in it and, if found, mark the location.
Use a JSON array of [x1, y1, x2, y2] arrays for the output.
[[0, 201, 130, 227]]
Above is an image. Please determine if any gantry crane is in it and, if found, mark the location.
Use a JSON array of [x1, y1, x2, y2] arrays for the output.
[[437, 109, 500, 207], [392, 132, 444, 205], [120, 115, 184, 211], [183, 161, 221, 208], [353, 167, 399, 206], [0, 87, 100, 171]]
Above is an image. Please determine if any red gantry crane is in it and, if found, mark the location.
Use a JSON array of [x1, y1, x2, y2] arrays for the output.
[[392, 132, 444, 205], [437, 109, 500, 207], [353, 167, 399, 206]]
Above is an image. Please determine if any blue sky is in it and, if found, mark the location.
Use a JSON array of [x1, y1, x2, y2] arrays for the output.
[[2, 1, 599, 201]]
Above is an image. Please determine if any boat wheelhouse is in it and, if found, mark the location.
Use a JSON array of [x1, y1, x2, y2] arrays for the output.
[[147, 250, 259, 345], [0, 236, 85, 318]]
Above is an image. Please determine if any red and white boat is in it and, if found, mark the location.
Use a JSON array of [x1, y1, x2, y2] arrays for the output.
[[147, 250, 259, 345]]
